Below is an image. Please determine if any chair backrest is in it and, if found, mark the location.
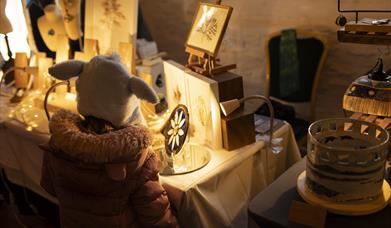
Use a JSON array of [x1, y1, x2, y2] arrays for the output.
[[265, 30, 328, 120]]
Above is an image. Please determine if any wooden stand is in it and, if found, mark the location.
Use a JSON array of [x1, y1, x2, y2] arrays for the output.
[[338, 21, 391, 45], [297, 171, 391, 216], [185, 46, 236, 77]]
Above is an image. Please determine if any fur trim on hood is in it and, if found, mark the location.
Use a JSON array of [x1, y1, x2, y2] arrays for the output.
[[48, 110, 152, 164]]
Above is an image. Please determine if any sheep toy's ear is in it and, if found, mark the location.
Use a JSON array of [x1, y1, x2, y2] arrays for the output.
[[128, 76, 159, 104], [48, 60, 85, 80]]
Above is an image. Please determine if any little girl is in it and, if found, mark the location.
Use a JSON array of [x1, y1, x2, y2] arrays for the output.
[[40, 55, 179, 227]]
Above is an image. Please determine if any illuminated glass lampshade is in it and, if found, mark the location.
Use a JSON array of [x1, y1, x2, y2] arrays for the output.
[[1, 0, 13, 80], [343, 58, 391, 117]]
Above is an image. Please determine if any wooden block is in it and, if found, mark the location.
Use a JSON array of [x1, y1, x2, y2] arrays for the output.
[[337, 29, 391, 45], [221, 103, 256, 151], [288, 200, 327, 228], [345, 21, 391, 33], [14, 52, 29, 89], [211, 71, 243, 102]]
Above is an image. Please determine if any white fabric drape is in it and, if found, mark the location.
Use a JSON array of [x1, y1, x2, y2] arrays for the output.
[[0, 96, 301, 228]]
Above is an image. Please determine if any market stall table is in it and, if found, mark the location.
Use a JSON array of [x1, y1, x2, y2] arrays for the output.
[[248, 159, 391, 228], [0, 97, 301, 228]]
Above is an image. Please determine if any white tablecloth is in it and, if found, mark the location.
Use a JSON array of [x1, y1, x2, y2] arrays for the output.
[[0, 97, 301, 228]]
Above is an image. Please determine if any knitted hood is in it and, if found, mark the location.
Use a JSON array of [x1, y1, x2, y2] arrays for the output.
[[47, 110, 152, 164], [48, 54, 159, 127]]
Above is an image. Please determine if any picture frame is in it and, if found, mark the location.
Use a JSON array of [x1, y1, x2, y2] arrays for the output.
[[185, 2, 233, 57], [84, 0, 138, 54]]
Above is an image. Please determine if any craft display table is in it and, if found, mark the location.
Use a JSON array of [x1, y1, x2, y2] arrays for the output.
[[0, 96, 301, 228], [248, 159, 391, 228]]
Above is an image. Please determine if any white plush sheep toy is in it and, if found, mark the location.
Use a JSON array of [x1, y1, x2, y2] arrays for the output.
[[48, 54, 158, 127]]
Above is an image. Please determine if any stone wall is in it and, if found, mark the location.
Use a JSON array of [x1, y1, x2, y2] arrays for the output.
[[140, 0, 391, 119]]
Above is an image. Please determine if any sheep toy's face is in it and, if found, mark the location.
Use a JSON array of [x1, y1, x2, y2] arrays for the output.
[[48, 55, 159, 128]]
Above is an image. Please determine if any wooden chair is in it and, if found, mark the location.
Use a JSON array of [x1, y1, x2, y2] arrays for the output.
[[261, 30, 328, 152], [265, 30, 328, 122]]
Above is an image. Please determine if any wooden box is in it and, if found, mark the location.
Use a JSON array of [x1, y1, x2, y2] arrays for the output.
[[212, 72, 243, 102], [213, 72, 256, 150], [221, 103, 257, 151]]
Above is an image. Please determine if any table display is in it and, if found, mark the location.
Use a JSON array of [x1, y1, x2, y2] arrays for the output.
[[337, 0, 391, 180], [0, 1, 304, 227], [249, 159, 391, 228], [0, 95, 301, 228]]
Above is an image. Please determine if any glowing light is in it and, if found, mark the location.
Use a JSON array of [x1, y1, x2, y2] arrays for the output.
[[0, 0, 30, 60], [65, 92, 76, 101], [26, 126, 33, 131]]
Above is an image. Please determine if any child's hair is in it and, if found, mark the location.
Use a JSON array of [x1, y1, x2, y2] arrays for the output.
[[81, 116, 117, 134]]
